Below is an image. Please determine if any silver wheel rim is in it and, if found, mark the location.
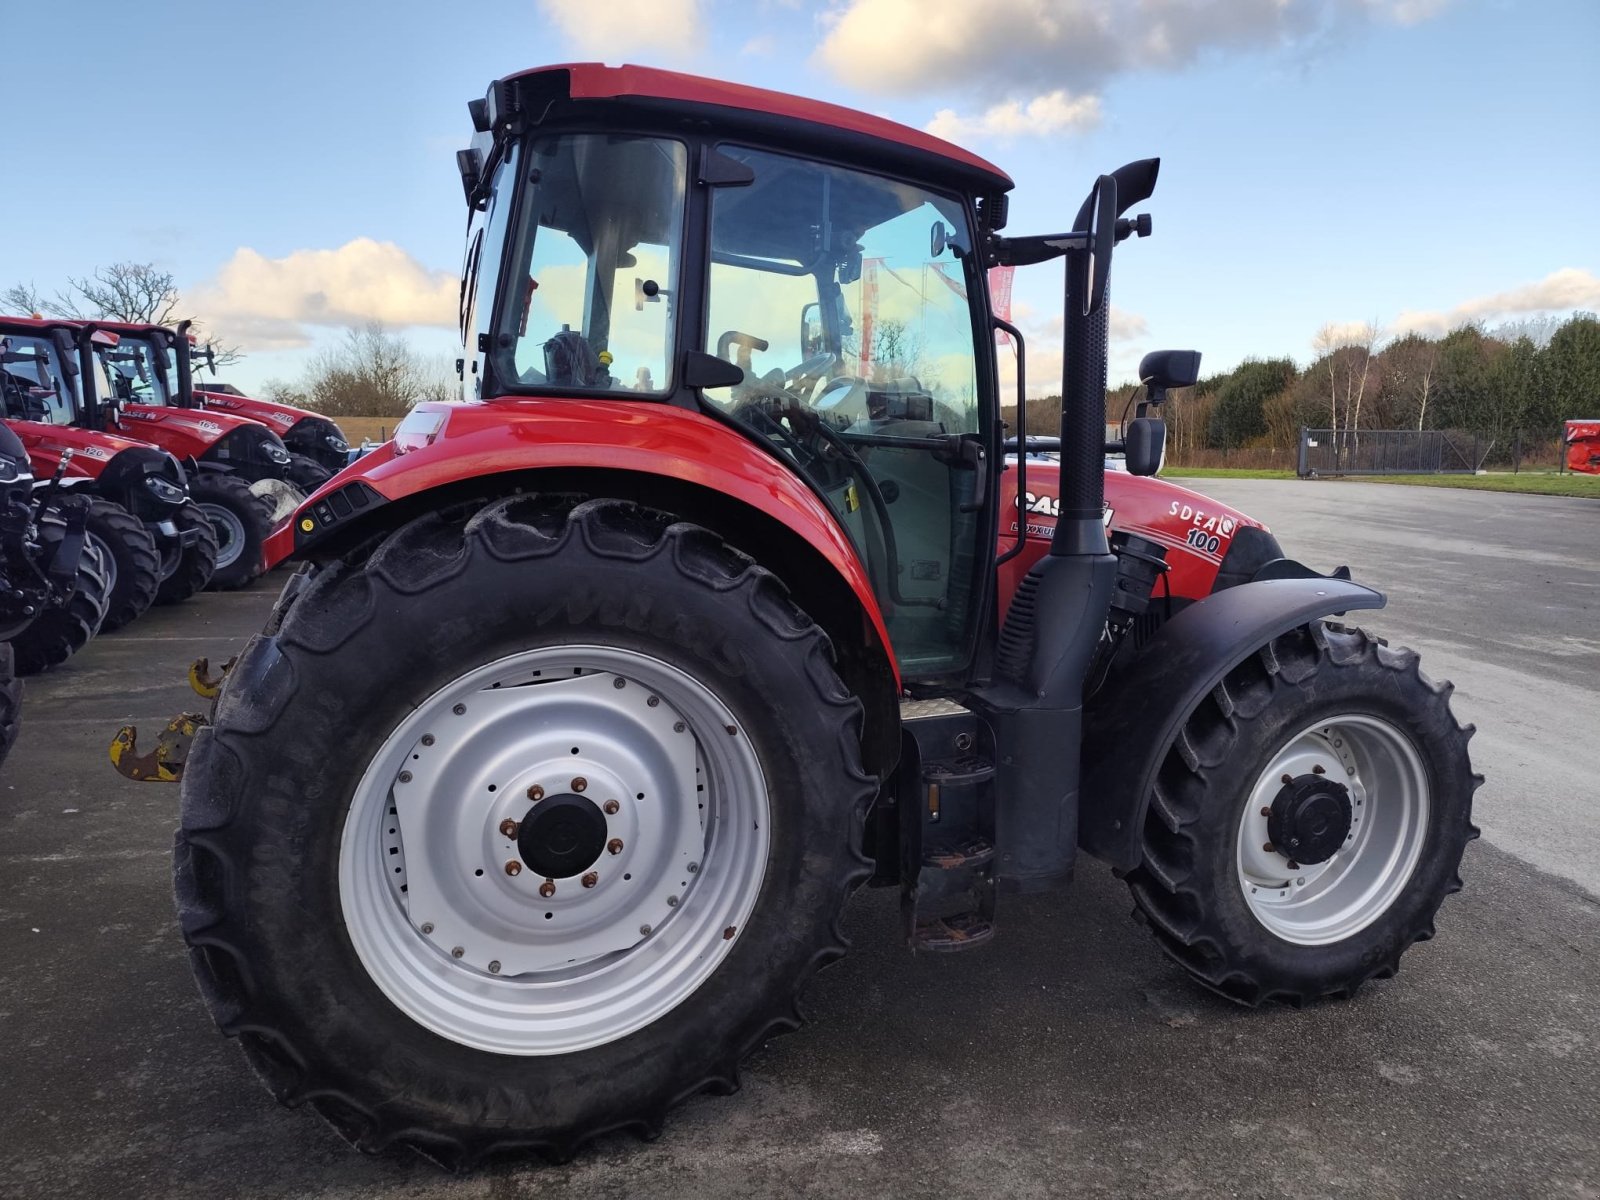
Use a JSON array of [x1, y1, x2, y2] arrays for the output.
[[1236, 713, 1430, 945], [86, 531, 118, 600], [199, 503, 247, 570], [339, 645, 770, 1056]]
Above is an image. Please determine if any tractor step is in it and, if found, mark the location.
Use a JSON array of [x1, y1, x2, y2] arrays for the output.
[[923, 835, 994, 871], [913, 910, 996, 952]]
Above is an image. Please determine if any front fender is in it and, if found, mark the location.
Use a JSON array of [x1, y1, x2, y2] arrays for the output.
[[270, 398, 895, 674], [1079, 577, 1386, 871]]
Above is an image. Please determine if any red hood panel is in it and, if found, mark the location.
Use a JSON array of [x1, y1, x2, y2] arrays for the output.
[[194, 389, 318, 432], [115, 404, 259, 457], [4, 418, 161, 479]]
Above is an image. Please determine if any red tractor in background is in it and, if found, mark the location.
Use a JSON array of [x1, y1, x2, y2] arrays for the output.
[[2, 316, 211, 630], [158, 66, 1480, 1165], [1566, 419, 1600, 474], [187, 374, 352, 483], [96, 325, 339, 492], [79, 320, 306, 588]]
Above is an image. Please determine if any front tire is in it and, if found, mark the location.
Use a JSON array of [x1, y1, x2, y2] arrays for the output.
[[154, 502, 220, 605], [1124, 622, 1480, 1005], [190, 473, 275, 590], [83, 497, 160, 633], [9, 516, 115, 675], [285, 452, 332, 491], [0, 644, 19, 770], [175, 497, 874, 1164]]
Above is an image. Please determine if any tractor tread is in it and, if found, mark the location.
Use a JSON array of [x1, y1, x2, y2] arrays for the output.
[[177, 495, 875, 1167], [1123, 622, 1478, 1008]]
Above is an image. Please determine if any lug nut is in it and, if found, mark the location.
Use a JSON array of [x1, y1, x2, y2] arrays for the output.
[[499, 819, 519, 838], [527, 784, 545, 802], [488, 960, 502, 974], [504, 860, 522, 876], [452, 703, 466, 715], [1263, 842, 1276, 854], [640, 924, 652, 936], [647, 696, 660, 707], [582, 872, 599, 889], [607, 838, 624, 855], [539, 879, 556, 898], [398, 770, 413, 784], [723, 926, 737, 940], [421, 734, 435, 746], [572, 777, 587, 792], [1261, 807, 1273, 818], [613, 677, 626, 689], [1313, 763, 1326, 775], [1281, 773, 1294, 785], [673, 722, 686, 733], [1287, 860, 1301, 870], [667, 895, 680, 907], [603, 799, 620, 815], [451, 946, 464, 959], [688, 862, 699, 874], [421, 922, 435, 935]]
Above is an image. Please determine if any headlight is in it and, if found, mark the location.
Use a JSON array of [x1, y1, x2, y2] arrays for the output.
[[0, 454, 28, 484], [264, 443, 292, 466], [325, 433, 348, 453], [143, 474, 187, 504]]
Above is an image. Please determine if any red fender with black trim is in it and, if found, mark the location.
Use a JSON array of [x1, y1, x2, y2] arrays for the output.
[[270, 398, 898, 676], [3, 417, 156, 481], [113, 403, 264, 461]]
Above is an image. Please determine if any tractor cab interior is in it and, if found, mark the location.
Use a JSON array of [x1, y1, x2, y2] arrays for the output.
[[0, 333, 75, 424], [101, 335, 174, 406]]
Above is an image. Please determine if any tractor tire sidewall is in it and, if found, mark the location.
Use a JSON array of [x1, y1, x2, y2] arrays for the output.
[[1130, 625, 1476, 1003], [84, 499, 161, 633], [155, 503, 220, 605], [285, 453, 332, 492], [191, 474, 272, 590], [178, 498, 873, 1157], [10, 514, 121, 673], [0, 644, 19, 770]]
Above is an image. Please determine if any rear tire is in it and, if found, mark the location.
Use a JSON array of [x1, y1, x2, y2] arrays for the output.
[[154, 502, 220, 605], [0, 644, 19, 770], [83, 497, 160, 633], [175, 496, 875, 1165], [1124, 622, 1480, 1005], [191, 473, 274, 590], [9, 515, 116, 675]]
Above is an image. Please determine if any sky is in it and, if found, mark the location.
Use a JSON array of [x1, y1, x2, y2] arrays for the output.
[[4, 0, 1596, 395]]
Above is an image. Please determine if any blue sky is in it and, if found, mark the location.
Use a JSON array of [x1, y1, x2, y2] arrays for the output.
[[4, 0, 1595, 394]]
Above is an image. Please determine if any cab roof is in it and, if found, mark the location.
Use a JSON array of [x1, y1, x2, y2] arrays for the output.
[[81, 319, 197, 346], [0, 314, 119, 347], [497, 63, 1014, 195]]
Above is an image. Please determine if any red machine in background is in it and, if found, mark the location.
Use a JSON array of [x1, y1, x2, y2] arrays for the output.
[[1566, 420, 1600, 475]]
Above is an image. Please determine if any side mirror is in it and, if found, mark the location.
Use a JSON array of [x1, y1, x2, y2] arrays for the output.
[[930, 220, 949, 258], [1138, 349, 1202, 394], [800, 302, 823, 355], [1125, 417, 1166, 476], [1082, 175, 1118, 316]]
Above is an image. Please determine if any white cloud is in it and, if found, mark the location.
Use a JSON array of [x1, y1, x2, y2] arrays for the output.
[[926, 90, 1101, 142], [193, 238, 458, 351], [816, 0, 1452, 98], [538, 0, 702, 57], [999, 305, 1149, 396], [1390, 268, 1600, 338], [740, 33, 776, 56]]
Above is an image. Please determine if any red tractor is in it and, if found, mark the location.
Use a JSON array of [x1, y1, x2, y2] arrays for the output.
[[186, 374, 352, 484], [96, 324, 340, 492], [1566, 419, 1600, 475], [70, 320, 305, 588], [162, 65, 1479, 1165], [2, 316, 213, 629]]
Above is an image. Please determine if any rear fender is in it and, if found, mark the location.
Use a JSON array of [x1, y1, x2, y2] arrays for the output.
[[1079, 577, 1386, 871], [265, 400, 903, 776]]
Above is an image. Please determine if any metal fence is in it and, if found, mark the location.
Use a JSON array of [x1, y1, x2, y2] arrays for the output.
[[1296, 428, 1488, 477]]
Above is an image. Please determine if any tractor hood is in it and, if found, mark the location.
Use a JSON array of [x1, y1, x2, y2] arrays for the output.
[[3, 417, 164, 481], [115, 403, 264, 457], [1005, 459, 1267, 601], [194, 387, 317, 435]]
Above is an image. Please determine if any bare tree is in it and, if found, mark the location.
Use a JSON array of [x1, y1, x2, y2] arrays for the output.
[[2, 282, 46, 315], [296, 323, 456, 418], [6, 261, 244, 369], [1313, 321, 1383, 453]]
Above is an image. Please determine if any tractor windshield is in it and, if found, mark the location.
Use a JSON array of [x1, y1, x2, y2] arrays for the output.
[[101, 336, 174, 406], [0, 333, 78, 424], [493, 134, 688, 394]]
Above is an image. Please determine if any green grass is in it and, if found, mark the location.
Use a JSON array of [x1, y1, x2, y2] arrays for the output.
[[1163, 467, 1600, 498]]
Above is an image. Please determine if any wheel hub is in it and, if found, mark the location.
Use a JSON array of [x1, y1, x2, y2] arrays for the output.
[[517, 794, 607, 879], [1267, 774, 1353, 865]]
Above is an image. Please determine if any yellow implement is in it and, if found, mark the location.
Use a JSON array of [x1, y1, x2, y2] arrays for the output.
[[109, 656, 236, 783]]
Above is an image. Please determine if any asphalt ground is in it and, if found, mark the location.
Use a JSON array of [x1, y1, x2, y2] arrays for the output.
[[1, 479, 1597, 1199]]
